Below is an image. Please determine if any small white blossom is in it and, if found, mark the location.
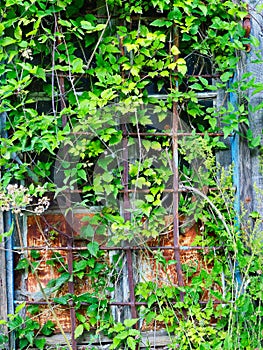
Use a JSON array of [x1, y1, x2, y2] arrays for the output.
[[0, 184, 50, 215], [21, 48, 33, 60]]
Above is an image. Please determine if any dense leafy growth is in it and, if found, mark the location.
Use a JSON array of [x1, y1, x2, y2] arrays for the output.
[[1, 0, 263, 349]]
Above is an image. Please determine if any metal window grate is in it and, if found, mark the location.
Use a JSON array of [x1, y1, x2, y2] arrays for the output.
[[6, 10, 236, 350]]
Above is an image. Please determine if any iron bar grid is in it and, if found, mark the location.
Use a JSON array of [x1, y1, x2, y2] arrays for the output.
[[12, 12, 231, 347]]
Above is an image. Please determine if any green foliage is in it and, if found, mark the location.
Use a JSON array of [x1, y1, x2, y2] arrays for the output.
[[107, 319, 141, 350], [1, 0, 263, 349], [0, 0, 256, 189]]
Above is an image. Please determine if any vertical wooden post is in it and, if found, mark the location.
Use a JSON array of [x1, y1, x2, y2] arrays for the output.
[[0, 212, 8, 323], [0, 113, 8, 347]]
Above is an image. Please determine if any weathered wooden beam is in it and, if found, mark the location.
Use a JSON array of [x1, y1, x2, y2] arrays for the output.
[[33, 330, 172, 349], [0, 212, 8, 341]]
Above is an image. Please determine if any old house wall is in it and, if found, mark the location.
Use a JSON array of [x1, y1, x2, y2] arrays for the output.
[[245, 0, 263, 218], [1, 1, 263, 348]]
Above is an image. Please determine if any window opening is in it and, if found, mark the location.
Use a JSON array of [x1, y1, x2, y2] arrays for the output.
[[1, 1, 242, 348]]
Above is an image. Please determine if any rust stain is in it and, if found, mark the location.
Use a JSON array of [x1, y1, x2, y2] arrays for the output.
[[22, 213, 104, 332], [142, 222, 199, 285], [140, 216, 218, 296], [16, 212, 221, 334]]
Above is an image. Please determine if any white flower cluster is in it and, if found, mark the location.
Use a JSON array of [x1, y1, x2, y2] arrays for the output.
[[0, 184, 49, 215], [21, 48, 33, 60]]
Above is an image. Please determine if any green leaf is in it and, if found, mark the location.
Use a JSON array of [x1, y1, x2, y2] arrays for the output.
[[250, 35, 260, 48], [249, 135, 261, 148], [127, 336, 137, 350], [31, 250, 41, 259], [34, 338, 46, 350], [209, 118, 217, 130], [41, 320, 55, 336], [150, 19, 172, 27], [15, 258, 29, 270], [145, 311, 156, 325], [220, 71, 233, 82], [53, 295, 69, 305], [249, 211, 261, 219], [76, 313, 86, 323], [191, 82, 204, 91], [87, 303, 98, 316], [124, 318, 139, 328], [27, 305, 39, 315], [19, 338, 29, 350], [52, 272, 70, 290], [199, 4, 207, 16], [147, 294, 157, 307], [35, 67, 46, 81], [145, 194, 154, 202], [78, 168, 87, 181], [101, 88, 117, 100], [58, 19, 72, 28], [97, 156, 114, 171], [74, 324, 84, 339], [0, 222, 14, 242], [115, 330, 129, 340], [15, 302, 26, 313], [102, 172, 113, 182], [87, 241, 100, 257], [176, 58, 187, 75], [81, 21, 106, 33], [80, 224, 94, 239], [110, 337, 122, 349], [72, 58, 85, 74], [74, 260, 88, 272], [171, 45, 180, 55], [14, 26, 22, 40], [0, 23, 4, 36], [0, 37, 16, 46], [25, 331, 35, 345], [223, 125, 234, 138], [168, 8, 183, 21], [132, 177, 150, 189]]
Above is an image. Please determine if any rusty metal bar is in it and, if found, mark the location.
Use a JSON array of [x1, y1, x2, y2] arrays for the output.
[[14, 301, 148, 306], [57, 23, 77, 348], [14, 299, 225, 306], [64, 158, 77, 346], [243, 7, 251, 52], [63, 131, 77, 349], [126, 249, 137, 319], [52, 185, 228, 195], [66, 233, 77, 350], [172, 101, 185, 301], [103, 245, 223, 251], [71, 131, 225, 137], [172, 27, 185, 302], [127, 132, 224, 137], [46, 72, 221, 78], [186, 74, 221, 78], [122, 124, 138, 320], [57, 24, 67, 127], [122, 126, 131, 222], [45, 73, 221, 80], [13, 245, 222, 251]]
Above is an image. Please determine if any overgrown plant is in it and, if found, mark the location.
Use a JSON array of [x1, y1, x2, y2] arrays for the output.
[[1, 0, 263, 349]]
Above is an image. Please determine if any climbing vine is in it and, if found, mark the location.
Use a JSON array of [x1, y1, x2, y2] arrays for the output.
[[1, 0, 263, 349]]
